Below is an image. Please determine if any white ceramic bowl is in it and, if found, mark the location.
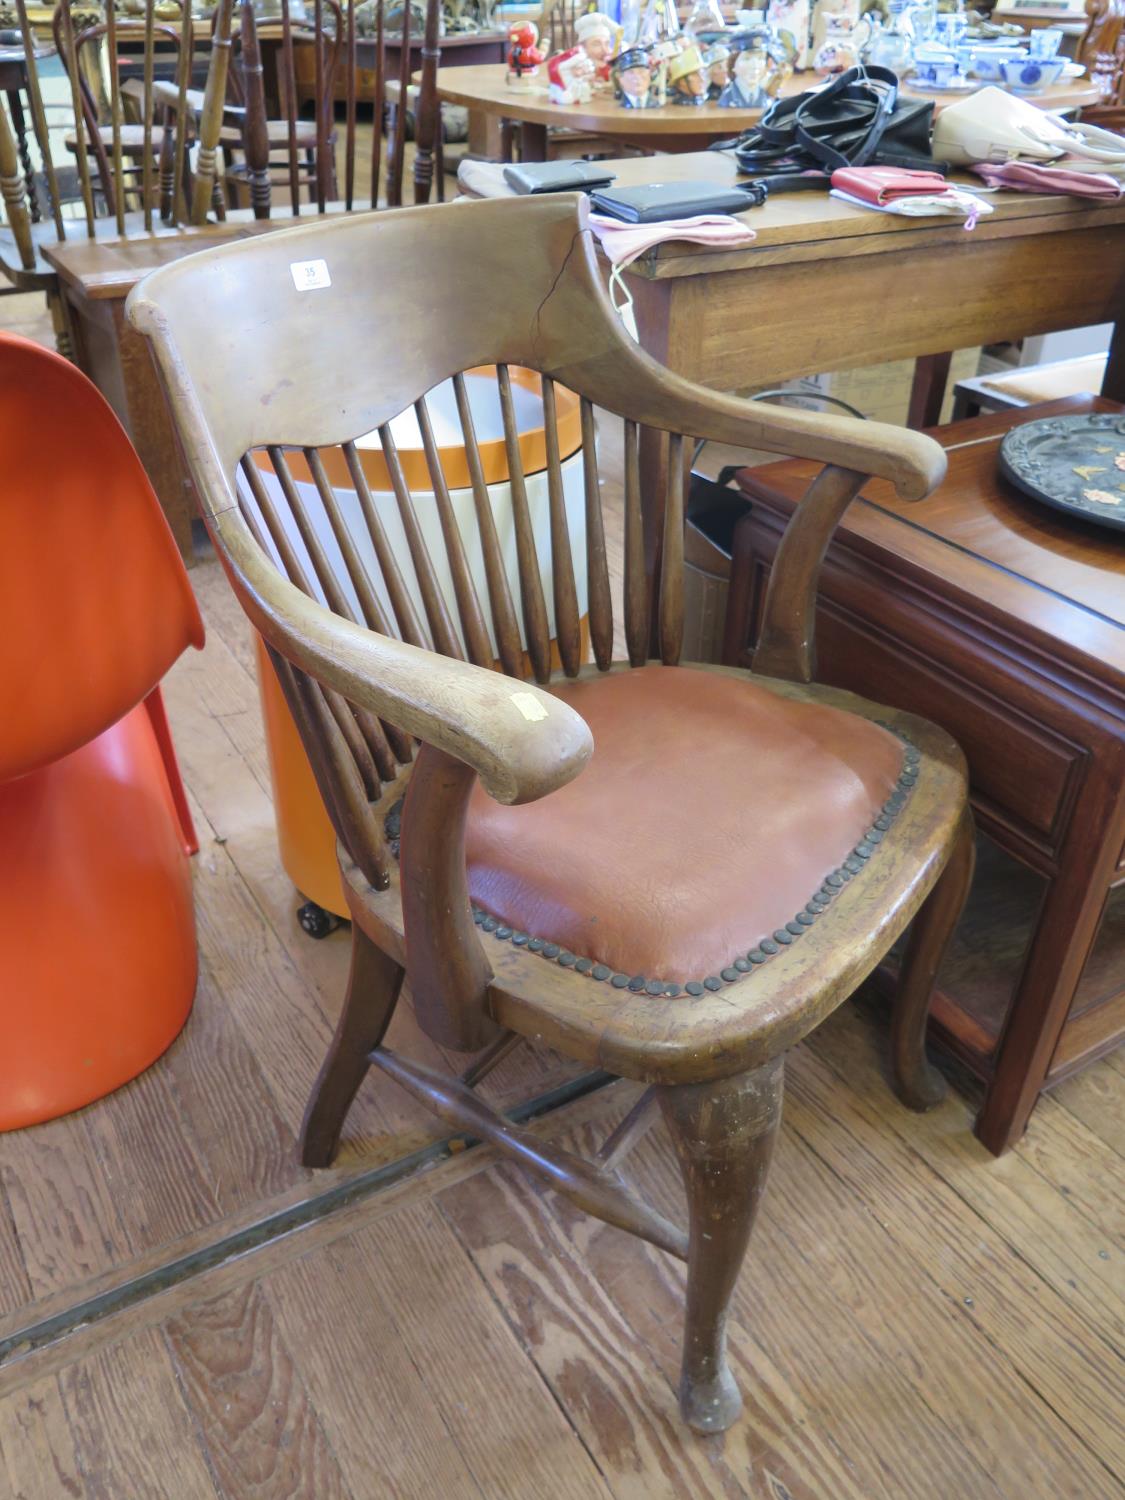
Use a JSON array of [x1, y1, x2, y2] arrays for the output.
[[999, 55, 1066, 93]]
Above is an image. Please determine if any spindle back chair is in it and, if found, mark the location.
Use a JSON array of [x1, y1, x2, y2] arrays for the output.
[[0, 0, 195, 300], [53, 5, 194, 231], [131, 195, 973, 1433], [1079, 0, 1125, 125]]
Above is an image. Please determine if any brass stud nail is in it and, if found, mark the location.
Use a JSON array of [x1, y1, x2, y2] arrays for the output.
[[592, 964, 611, 981], [527, 938, 543, 953], [557, 951, 576, 967], [645, 978, 664, 995], [786, 921, 803, 936], [704, 976, 722, 992], [481, 917, 498, 932], [611, 973, 629, 988], [844, 856, 863, 874], [721, 967, 739, 983], [628, 975, 646, 992], [748, 949, 767, 964], [773, 929, 793, 945], [874, 814, 891, 830], [496, 926, 512, 940], [665, 983, 682, 997], [796, 912, 815, 926], [826, 873, 844, 888], [734, 957, 751, 972], [686, 981, 705, 996], [575, 957, 593, 974], [512, 932, 528, 946], [542, 943, 560, 959], [760, 938, 779, 955]]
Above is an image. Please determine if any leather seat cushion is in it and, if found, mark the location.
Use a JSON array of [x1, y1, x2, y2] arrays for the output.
[[465, 665, 905, 988]]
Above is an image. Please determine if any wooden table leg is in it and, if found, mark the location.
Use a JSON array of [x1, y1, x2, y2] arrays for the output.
[[467, 106, 504, 160], [518, 121, 548, 162], [907, 351, 953, 429], [974, 762, 1125, 1153], [1102, 314, 1125, 402]]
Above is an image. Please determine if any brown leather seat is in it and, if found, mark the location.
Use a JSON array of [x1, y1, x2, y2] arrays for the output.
[[466, 665, 908, 993]]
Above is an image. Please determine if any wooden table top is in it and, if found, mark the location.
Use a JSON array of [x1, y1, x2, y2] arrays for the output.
[[434, 63, 1101, 134], [457, 149, 1125, 277], [743, 396, 1125, 676]]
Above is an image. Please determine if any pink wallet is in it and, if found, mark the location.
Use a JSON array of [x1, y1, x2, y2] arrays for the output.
[[830, 166, 951, 206]]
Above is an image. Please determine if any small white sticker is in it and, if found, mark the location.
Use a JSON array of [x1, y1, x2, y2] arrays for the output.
[[510, 691, 548, 722], [290, 258, 331, 291]]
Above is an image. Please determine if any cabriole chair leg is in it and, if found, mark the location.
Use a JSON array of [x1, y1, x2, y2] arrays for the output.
[[299, 925, 405, 1167], [658, 1058, 784, 1434], [891, 809, 976, 1111]]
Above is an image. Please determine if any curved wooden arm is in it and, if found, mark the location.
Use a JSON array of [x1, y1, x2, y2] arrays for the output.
[[216, 502, 595, 805]]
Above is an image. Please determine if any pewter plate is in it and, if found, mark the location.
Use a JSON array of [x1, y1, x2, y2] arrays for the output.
[[999, 412, 1125, 535]]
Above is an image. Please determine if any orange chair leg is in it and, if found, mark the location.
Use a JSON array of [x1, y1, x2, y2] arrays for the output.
[[144, 684, 198, 856]]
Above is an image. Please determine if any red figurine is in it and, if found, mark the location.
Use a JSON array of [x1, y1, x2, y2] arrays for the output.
[[508, 21, 545, 82]]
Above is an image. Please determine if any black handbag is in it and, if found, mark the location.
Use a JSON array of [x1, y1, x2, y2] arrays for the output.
[[718, 66, 942, 190]]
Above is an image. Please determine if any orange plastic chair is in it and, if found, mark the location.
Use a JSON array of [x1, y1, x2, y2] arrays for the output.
[[0, 332, 204, 1130]]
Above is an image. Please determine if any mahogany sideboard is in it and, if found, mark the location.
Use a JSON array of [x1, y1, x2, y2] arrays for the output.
[[728, 396, 1125, 1154]]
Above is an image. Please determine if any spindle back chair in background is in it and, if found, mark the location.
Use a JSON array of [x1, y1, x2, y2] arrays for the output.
[[1080, 0, 1125, 126], [130, 195, 974, 1435], [0, 0, 196, 349]]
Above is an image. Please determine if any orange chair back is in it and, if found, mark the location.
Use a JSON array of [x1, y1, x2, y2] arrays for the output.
[[0, 333, 204, 781]]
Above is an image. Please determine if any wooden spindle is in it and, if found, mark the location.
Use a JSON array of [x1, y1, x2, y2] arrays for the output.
[[302, 447, 397, 639], [0, 99, 35, 271], [16, 0, 65, 238], [389, 0, 409, 206], [659, 431, 685, 666], [241, 455, 403, 778], [271, 645, 390, 892], [280, 0, 301, 214], [238, 0, 271, 218], [192, 0, 233, 224], [340, 441, 427, 648], [452, 372, 523, 679], [370, 0, 384, 206], [497, 365, 551, 684], [412, 0, 440, 204], [541, 377, 581, 677], [141, 0, 155, 230], [414, 394, 492, 667], [267, 447, 359, 621], [580, 399, 613, 671], [345, 0, 356, 208], [378, 423, 462, 659], [56, 0, 97, 235], [313, 0, 327, 212], [623, 419, 648, 668], [170, 4, 192, 223], [104, 0, 127, 231]]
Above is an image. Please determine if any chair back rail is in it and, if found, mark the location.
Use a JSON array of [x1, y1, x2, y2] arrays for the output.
[[128, 198, 947, 1037]]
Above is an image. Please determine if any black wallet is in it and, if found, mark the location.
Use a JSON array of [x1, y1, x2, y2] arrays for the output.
[[587, 180, 768, 222], [503, 161, 618, 195]]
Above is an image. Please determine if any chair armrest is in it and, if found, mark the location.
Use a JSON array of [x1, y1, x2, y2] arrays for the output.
[[216, 506, 594, 807]]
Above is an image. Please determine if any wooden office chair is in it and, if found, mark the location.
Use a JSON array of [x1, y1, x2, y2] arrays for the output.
[[128, 195, 972, 1434]]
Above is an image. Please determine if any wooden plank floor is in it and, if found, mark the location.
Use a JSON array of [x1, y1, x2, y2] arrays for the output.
[[1, 292, 1123, 1497]]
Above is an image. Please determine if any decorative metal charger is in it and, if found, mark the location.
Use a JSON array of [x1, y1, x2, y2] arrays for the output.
[[999, 412, 1125, 535]]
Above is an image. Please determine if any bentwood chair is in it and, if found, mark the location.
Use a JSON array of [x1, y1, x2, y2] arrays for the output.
[[128, 196, 973, 1433]]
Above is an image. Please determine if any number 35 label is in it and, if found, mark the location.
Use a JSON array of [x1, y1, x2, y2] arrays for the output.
[[290, 258, 332, 291]]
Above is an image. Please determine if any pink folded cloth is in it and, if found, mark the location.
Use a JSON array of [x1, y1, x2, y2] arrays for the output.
[[588, 212, 757, 269], [973, 160, 1124, 200]]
